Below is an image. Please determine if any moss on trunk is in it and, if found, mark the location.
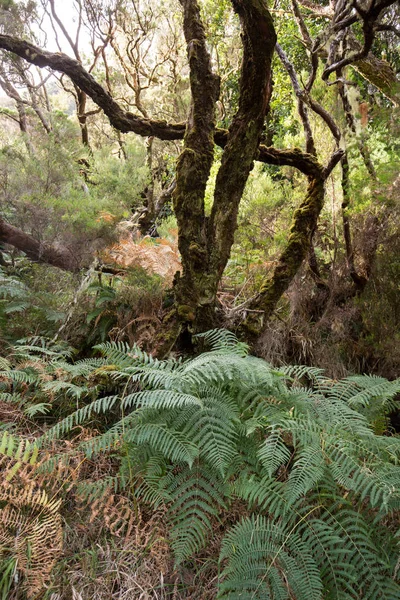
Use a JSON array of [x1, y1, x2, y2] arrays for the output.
[[242, 174, 325, 336]]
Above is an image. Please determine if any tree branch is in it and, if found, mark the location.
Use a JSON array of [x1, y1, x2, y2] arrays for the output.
[[322, 0, 398, 79], [276, 42, 316, 155], [0, 218, 81, 272], [0, 34, 186, 139], [0, 33, 339, 177], [209, 0, 276, 277]]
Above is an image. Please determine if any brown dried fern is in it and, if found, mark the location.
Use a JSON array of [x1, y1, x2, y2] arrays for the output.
[[0, 432, 63, 598]]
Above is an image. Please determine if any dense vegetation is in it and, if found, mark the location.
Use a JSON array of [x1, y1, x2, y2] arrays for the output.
[[0, 0, 399, 597], [1, 331, 400, 598]]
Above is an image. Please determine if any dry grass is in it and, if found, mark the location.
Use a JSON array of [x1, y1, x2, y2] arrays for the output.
[[46, 508, 220, 600]]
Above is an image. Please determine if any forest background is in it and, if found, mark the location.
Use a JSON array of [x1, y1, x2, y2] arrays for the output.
[[0, 0, 399, 598], [0, 0, 398, 375]]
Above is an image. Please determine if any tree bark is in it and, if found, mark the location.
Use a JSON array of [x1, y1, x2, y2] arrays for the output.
[[353, 54, 400, 107], [0, 218, 80, 272], [172, 0, 276, 335], [209, 0, 276, 279], [234, 149, 343, 338], [171, 0, 220, 332], [240, 173, 325, 336]]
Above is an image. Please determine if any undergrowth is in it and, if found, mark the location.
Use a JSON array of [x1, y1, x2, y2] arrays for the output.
[[1, 330, 400, 598]]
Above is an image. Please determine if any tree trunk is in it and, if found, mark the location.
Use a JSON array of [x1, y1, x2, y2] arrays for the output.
[[171, 0, 220, 334], [0, 218, 81, 272], [173, 0, 276, 336], [240, 172, 325, 337]]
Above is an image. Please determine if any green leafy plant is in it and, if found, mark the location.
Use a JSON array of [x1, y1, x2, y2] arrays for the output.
[[0, 263, 73, 343], [29, 329, 400, 599]]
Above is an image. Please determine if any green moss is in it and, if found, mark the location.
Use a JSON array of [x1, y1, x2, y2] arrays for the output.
[[177, 304, 196, 322]]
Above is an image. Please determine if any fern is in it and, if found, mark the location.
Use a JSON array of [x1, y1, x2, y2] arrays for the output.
[[165, 464, 228, 564], [219, 515, 324, 600], [0, 369, 38, 384], [0, 430, 38, 469], [258, 429, 292, 476], [195, 328, 249, 356], [0, 431, 62, 598], [4, 331, 400, 598]]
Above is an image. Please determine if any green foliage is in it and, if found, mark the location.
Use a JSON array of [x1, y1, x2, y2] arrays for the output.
[[0, 130, 148, 260], [11, 330, 399, 598], [0, 430, 39, 485], [90, 141, 149, 212], [0, 556, 17, 600], [0, 262, 73, 342], [77, 268, 163, 345]]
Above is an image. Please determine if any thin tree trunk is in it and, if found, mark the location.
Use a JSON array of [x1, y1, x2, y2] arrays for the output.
[[241, 173, 325, 335]]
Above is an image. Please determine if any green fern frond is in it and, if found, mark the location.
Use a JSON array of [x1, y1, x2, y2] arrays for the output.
[[318, 507, 400, 599], [257, 429, 292, 477], [0, 370, 38, 384], [94, 340, 157, 369], [280, 364, 327, 385], [76, 476, 120, 503], [127, 424, 198, 466], [166, 464, 227, 564], [194, 328, 249, 356], [0, 430, 38, 473], [17, 330, 400, 597], [285, 445, 326, 504], [219, 515, 323, 600], [49, 358, 107, 378], [3, 301, 30, 314], [40, 395, 119, 442], [121, 390, 203, 410], [24, 403, 52, 417], [346, 376, 400, 409], [0, 357, 10, 370], [41, 380, 89, 398], [0, 392, 23, 404]]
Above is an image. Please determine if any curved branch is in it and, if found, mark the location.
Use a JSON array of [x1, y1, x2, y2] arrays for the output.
[[235, 148, 343, 335], [209, 0, 276, 277], [296, 0, 333, 17], [322, 0, 398, 80], [0, 34, 186, 139], [240, 176, 325, 335], [276, 42, 316, 155], [0, 33, 335, 178]]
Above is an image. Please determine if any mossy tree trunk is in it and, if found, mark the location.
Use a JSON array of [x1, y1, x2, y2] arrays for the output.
[[173, 0, 276, 337], [171, 0, 220, 334], [240, 167, 325, 337]]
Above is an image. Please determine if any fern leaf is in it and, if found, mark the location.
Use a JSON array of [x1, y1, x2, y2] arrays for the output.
[[219, 515, 323, 600], [127, 424, 198, 467], [166, 464, 227, 564], [121, 390, 203, 410], [258, 429, 292, 477], [285, 445, 326, 504]]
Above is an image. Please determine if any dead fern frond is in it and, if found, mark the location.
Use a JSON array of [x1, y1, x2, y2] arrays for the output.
[[0, 431, 63, 598], [78, 482, 136, 540]]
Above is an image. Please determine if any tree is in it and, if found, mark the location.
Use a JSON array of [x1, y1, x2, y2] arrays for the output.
[[0, 0, 397, 350]]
